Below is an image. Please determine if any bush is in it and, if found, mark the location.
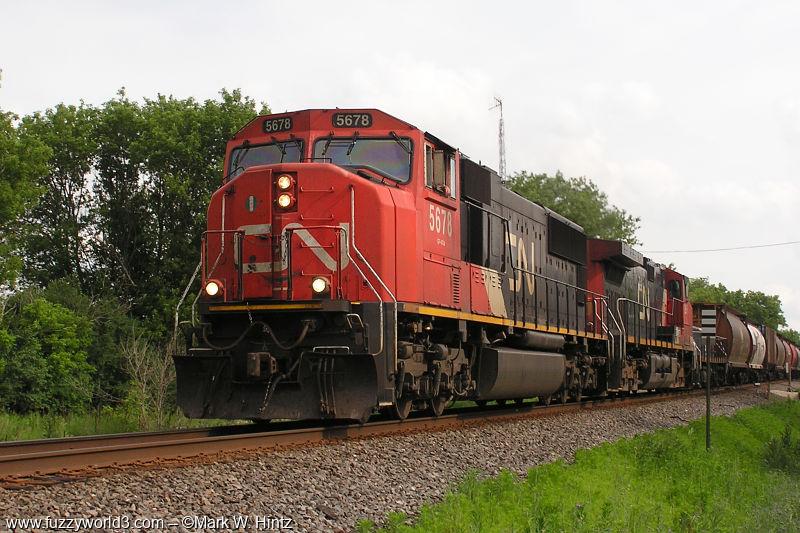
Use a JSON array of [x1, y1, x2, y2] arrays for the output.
[[764, 424, 800, 475], [41, 278, 135, 406], [121, 328, 176, 430], [0, 295, 93, 413]]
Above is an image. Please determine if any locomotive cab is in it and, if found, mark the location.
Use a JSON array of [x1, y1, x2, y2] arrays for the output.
[[200, 109, 419, 305]]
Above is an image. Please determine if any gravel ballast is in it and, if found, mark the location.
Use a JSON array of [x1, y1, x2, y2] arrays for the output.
[[0, 388, 770, 532]]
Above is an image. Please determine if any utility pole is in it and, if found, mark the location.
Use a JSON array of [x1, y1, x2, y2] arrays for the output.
[[490, 97, 507, 180], [705, 336, 712, 450]]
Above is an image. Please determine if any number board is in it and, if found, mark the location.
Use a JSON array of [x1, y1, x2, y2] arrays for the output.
[[332, 113, 372, 128], [263, 116, 292, 133]]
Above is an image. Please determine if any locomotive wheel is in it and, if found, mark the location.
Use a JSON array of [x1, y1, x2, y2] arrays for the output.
[[250, 418, 272, 425], [393, 396, 413, 420], [572, 386, 583, 403], [541, 395, 552, 407], [496, 399, 508, 407], [514, 398, 525, 406], [475, 400, 488, 408], [558, 388, 568, 404], [427, 395, 450, 417]]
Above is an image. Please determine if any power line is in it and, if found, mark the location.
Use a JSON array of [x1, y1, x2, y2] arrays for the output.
[[644, 240, 800, 254]]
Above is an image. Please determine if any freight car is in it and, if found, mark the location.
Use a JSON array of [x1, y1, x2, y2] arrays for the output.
[[173, 108, 794, 422], [693, 304, 799, 383]]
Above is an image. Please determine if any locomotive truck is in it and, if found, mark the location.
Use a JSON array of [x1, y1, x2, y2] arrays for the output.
[[173, 108, 797, 422]]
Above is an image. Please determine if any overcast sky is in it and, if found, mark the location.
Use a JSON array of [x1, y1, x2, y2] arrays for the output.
[[3, 1, 799, 329]]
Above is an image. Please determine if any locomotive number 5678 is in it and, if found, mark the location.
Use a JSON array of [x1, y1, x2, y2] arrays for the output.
[[428, 204, 453, 238]]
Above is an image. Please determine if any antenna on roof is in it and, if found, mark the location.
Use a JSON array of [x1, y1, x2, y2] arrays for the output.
[[489, 96, 507, 180]]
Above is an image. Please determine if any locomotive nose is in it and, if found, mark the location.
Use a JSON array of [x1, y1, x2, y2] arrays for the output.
[[202, 163, 359, 303]]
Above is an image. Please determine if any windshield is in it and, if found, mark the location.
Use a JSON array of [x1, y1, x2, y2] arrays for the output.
[[313, 137, 412, 183], [228, 140, 303, 178]]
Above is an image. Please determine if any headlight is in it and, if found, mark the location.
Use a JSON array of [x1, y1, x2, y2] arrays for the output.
[[276, 193, 295, 208], [205, 280, 221, 297], [276, 174, 293, 190], [311, 277, 329, 294]]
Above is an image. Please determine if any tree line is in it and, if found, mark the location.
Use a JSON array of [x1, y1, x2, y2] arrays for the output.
[[0, 89, 267, 417], [688, 277, 800, 344], [0, 90, 795, 422]]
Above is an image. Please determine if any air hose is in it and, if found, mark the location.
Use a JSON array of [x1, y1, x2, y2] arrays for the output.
[[257, 354, 304, 414], [201, 320, 312, 352]]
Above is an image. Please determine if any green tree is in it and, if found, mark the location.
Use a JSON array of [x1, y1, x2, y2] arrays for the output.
[[688, 277, 786, 329], [19, 103, 98, 288], [508, 171, 641, 244], [780, 328, 800, 346], [0, 110, 50, 285], [91, 89, 267, 327], [0, 89, 270, 415], [90, 91, 148, 303], [41, 278, 134, 406], [0, 294, 94, 413]]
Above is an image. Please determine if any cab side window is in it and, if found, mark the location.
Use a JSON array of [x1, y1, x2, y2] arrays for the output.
[[448, 155, 456, 198], [669, 279, 682, 300], [424, 143, 456, 198], [425, 145, 434, 187]]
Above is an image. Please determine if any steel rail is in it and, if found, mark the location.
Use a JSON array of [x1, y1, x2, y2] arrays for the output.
[[0, 384, 768, 482]]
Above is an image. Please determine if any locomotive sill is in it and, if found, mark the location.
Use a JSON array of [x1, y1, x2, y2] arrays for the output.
[[423, 189, 457, 209], [203, 300, 351, 313]]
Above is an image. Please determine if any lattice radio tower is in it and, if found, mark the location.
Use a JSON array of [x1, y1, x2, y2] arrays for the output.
[[490, 96, 507, 180]]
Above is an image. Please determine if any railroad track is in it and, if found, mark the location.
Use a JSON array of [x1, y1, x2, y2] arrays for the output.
[[0, 383, 771, 485]]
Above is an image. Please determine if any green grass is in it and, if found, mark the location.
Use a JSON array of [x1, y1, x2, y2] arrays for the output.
[[0, 408, 240, 441], [359, 400, 800, 533]]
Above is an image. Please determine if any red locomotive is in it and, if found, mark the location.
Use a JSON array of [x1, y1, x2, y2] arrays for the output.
[[173, 108, 797, 422]]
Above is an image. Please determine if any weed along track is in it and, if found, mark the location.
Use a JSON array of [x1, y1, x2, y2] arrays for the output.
[[0, 383, 775, 485], [370, 399, 800, 532]]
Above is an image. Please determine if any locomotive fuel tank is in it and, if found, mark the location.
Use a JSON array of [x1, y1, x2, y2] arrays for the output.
[[476, 347, 565, 400], [507, 331, 566, 351], [639, 353, 680, 389]]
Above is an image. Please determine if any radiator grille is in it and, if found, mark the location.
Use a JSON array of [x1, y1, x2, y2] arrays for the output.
[[452, 270, 461, 306]]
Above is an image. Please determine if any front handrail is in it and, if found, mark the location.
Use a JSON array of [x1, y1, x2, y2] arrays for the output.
[[173, 261, 201, 352], [202, 229, 245, 300], [601, 297, 624, 363], [616, 297, 673, 317], [281, 220, 386, 356], [592, 296, 610, 335], [349, 185, 395, 359], [278, 190, 391, 357], [603, 297, 623, 335]]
